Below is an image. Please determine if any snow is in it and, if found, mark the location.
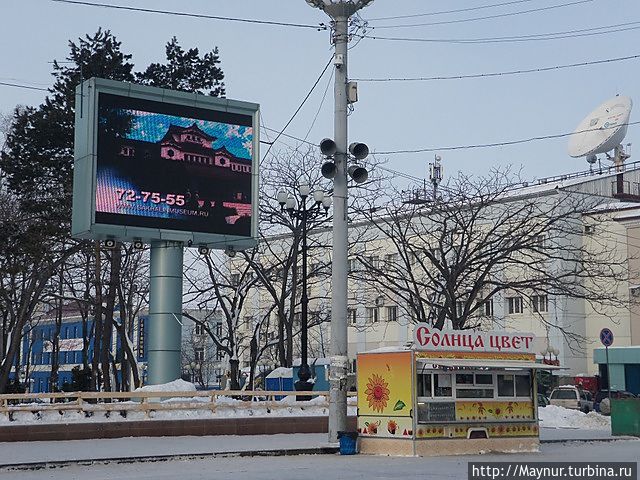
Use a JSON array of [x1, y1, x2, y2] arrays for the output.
[[135, 379, 196, 393], [538, 405, 611, 430], [266, 367, 292, 378]]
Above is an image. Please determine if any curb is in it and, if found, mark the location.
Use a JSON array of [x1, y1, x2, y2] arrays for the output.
[[0, 446, 340, 471], [541, 437, 637, 444]]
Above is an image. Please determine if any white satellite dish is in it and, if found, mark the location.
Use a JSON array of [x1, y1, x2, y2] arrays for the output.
[[568, 96, 632, 164]]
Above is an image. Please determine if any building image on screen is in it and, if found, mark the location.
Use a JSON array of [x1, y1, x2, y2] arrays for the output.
[[94, 93, 254, 237]]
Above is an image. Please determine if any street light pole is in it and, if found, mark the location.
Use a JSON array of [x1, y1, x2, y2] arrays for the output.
[[305, 0, 374, 442], [278, 186, 331, 394], [330, 13, 349, 443]]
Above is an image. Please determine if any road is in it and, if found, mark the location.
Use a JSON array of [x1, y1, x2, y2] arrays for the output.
[[2, 439, 638, 480]]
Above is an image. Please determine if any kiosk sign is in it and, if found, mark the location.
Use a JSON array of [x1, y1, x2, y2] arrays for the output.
[[413, 326, 535, 354]]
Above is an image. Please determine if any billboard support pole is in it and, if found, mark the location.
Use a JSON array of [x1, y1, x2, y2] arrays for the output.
[[147, 240, 184, 385]]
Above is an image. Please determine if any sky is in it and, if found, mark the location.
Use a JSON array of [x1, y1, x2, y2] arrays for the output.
[[1, 0, 640, 190]]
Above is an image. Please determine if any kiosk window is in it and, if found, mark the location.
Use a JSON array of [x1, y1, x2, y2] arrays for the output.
[[515, 374, 531, 397], [475, 373, 493, 385], [417, 373, 432, 397], [497, 374, 515, 397], [434, 373, 452, 397], [456, 373, 474, 385]]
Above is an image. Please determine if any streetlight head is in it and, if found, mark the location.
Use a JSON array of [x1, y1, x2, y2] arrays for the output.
[[313, 189, 325, 203], [276, 190, 288, 206], [322, 196, 333, 210], [306, 0, 374, 16], [285, 196, 296, 211], [299, 184, 311, 198], [348, 164, 369, 183]]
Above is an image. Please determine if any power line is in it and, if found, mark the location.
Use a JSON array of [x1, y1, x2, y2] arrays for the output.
[[0, 81, 48, 92], [360, 20, 640, 44], [304, 69, 334, 142], [353, 53, 640, 82], [365, 0, 537, 21], [373, 121, 640, 155], [51, 0, 325, 30], [357, 24, 640, 45], [261, 57, 333, 161], [370, 0, 594, 29]]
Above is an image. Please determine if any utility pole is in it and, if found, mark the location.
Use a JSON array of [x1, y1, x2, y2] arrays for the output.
[[305, 0, 374, 443]]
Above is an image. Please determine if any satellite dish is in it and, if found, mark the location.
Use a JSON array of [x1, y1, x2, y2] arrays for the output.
[[568, 96, 633, 158]]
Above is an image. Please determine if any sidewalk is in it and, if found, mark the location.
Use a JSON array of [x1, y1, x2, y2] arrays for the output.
[[0, 429, 633, 469]]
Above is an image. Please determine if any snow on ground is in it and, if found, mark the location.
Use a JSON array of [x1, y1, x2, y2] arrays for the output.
[[538, 405, 610, 430]]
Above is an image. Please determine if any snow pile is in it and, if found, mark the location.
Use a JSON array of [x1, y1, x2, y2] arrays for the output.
[[539, 405, 611, 430], [266, 367, 292, 378], [135, 379, 196, 393]]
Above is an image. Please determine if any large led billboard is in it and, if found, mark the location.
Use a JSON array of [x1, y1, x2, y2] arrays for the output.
[[72, 78, 259, 249]]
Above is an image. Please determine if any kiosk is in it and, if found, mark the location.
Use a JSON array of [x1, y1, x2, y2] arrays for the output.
[[357, 326, 562, 456]]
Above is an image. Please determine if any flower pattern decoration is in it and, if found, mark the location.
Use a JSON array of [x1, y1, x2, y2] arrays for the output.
[[365, 373, 390, 413]]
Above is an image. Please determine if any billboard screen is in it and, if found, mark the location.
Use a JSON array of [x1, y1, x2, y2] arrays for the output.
[[72, 78, 259, 249]]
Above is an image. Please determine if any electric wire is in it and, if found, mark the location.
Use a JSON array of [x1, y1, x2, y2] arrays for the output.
[[369, 0, 594, 29], [50, 0, 324, 30], [365, 0, 537, 21], [352, 53, 640, 82], [357, 24, 640, 45], [373, 121, 640, 155], [261, 57, 333, 161], [0, 81, 48, 92], [304, 69, 334, 142]]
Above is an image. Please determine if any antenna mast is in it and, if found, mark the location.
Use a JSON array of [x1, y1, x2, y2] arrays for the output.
[[429, 154, 443, 200]]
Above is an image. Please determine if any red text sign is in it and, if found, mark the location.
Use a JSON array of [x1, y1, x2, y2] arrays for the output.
[[413, 326, 535, 354]]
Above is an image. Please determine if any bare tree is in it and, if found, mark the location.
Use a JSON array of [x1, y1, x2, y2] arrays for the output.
[[355, 169, 631, 346]]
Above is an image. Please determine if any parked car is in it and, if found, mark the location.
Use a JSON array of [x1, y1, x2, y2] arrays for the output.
[[593, 390, 636, 412], [549, 386, 594, 413], [537, 393, 550, 407]]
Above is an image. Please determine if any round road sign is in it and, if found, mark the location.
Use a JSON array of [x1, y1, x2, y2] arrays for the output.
[[600, 328, 614, 347]]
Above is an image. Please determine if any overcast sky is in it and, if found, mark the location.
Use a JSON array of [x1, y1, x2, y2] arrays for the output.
[[2, 0, 639, 188]]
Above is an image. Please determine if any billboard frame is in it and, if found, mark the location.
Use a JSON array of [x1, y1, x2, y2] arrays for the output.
[[72, 77, 260, 250]]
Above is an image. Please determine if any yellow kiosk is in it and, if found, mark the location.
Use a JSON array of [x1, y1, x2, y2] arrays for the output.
[[357, 326, 561, 456]]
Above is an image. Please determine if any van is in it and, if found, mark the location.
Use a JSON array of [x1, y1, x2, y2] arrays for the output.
[[549, 386, 593, 413]]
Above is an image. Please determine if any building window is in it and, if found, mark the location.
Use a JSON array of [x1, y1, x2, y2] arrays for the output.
[[507, 296, 523, 314], [195, 323, 205, 335], [456, 301, 465, 318], [367, 256, 380, 269], [194, 347, 205, 364], [366, 307, 380, 323], [348, 308, 357, 325], [384, 254, 398, 269], [347, 258, 357, 272], [483, 299, 494, 317], [532, 295, 548, 313], [215, 322, 223, 338], [386, 305, 398, 322], [532, 235, 546, 248], [216, 350, 225, 361], [230, 273, 240, 286]]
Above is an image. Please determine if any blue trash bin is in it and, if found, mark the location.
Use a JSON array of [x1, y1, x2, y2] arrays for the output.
[[337, 431, 358, 455]]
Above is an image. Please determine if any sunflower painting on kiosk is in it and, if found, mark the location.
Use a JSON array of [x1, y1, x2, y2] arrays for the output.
[[365, 374, 390, 412], [356, 351, 413, 417]]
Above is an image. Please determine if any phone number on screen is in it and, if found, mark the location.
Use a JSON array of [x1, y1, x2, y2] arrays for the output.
[[115, 189, 186, 206]]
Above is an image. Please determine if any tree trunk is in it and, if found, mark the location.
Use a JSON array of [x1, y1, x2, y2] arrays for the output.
[[91, 242, 103, 391]]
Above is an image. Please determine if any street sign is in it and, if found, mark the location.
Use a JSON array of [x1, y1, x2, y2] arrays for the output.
[[600, 328, 614, 347]]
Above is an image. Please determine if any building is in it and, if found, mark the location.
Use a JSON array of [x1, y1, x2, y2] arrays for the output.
[[236, 163, 640, 380]]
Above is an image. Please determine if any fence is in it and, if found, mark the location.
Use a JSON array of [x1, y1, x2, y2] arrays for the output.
[[0, 390, 355, 421]]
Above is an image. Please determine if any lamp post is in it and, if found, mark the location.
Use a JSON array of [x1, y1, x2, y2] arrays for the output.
[[305, 0, 374, 441], [278, 185, 332, 394]]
